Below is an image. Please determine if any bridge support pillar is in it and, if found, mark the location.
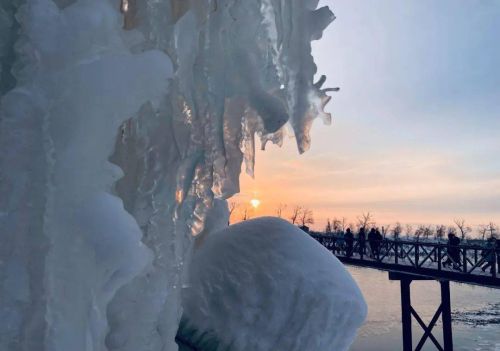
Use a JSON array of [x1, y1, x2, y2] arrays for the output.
[[390, 272, 453, 351], [400, 278, 413, 351], [440, 280, 453, 350]]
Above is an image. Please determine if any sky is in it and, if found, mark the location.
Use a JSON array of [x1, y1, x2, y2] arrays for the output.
[[233, 0, 500, 232]]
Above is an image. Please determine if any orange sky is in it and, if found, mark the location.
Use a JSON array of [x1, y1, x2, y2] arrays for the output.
[[231, 120, 500, 232]]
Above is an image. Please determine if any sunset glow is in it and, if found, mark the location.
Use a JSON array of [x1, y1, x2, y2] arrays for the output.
[[250, 199, 261, 209]]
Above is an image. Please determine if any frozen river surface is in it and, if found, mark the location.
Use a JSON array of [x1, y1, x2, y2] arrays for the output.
[[348, 267, 500, 351]]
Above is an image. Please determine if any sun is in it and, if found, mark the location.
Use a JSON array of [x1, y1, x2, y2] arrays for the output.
[[250, 198, 261, 209]]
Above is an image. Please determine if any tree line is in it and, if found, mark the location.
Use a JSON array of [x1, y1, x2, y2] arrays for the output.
[[323, 212, 498, 241], [229, 202, 314, 227], [229, 203, 498, 241]]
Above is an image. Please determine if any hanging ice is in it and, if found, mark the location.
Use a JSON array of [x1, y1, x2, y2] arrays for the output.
[[0, 0, 364, 350]]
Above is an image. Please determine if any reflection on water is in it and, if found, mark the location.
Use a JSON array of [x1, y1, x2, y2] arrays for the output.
[[347, 267, 500, 351]]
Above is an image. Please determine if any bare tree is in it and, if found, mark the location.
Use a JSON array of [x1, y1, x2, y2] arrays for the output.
[[356, 212, 375, 230], [290, 205, 302, 225], [348, 222, 356, 232], [405, 224, 413, 239], [241, 207, 249, 221], [454, 218, 471, 240], [228, 201, 238, 224], [423, 225, 434, 240], [325, 219, 332, 233], [435, 225, 446, 241], [332, 217, 342, 232], [414, 225, 425, 241], [392, 222, 402, 239], [276, 203, 287, 218], [340, 217, 347, 232], [381, 225, 391, 238], [299, 208, 314, 227], [478, 224, 489, 241], [487, 222, 498, 238]]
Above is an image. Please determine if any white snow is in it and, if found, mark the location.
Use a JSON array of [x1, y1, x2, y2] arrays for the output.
[[180, 217, 367, 351]]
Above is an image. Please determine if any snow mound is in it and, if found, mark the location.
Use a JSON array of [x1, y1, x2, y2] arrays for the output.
[[179, 217, 367, 351]]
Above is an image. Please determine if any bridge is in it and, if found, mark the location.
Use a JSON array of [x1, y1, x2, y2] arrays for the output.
[[310, 234, 500, 351]]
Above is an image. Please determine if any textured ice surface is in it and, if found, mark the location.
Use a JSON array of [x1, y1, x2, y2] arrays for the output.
[[179, 218, 367, 351], [0, 0, 340, 350]]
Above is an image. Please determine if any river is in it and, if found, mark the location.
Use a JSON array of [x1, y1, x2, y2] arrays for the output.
[[348, 267, 500, 350]]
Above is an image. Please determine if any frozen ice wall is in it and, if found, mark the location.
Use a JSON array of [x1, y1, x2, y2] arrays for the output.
[[0, 0, 336, 350]]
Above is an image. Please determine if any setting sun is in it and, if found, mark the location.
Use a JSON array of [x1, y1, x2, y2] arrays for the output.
[[250, 198, 261, 209]]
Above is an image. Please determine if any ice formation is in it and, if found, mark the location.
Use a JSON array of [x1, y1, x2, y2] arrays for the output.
[[179, 218, 367, 351], [0, 0, 347, 350]]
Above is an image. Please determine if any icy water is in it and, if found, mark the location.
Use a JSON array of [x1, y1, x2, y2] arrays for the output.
[[348, 267, 500, 351]]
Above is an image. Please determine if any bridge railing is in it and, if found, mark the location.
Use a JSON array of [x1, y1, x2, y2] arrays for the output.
[[311, 234, 499, 279]]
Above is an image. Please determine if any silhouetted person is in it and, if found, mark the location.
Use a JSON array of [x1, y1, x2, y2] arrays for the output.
[[482, 237, 498, 274], [374, 228, 383, 257], [451, 234, 461, 269], [358, 227, 366, 257], [443, 233, 461, 270], [368, 228, 377, 258], [344, 228, 354, 257]]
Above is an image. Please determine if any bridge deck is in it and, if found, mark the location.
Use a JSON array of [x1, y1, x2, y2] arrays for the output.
[[311, 234, 500, 289]]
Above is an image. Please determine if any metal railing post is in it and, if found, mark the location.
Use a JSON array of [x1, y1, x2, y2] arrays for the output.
[[415, 243, 419, 268], [438, 245, 442, 271], [463, 247, 468, 273], [395, 241, 399, 265], [493, 247, 498, 278]]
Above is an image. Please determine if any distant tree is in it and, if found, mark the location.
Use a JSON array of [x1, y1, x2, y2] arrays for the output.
[[299, 208, 314, 227], [454, 218, 471, 240], [478, 224, 489, 241], [405, 224, 413, 239], [381, 225, 391, 238], [357, 212, 375, 230], [332, 217, 344, 233], [435, 225, 446, 241], [276, 203, 287, 218], [348, 222, 356, 232], [325, 219, 332, 233], [228, 201, 238, 224], [487, 222, 498, 238], [340, 217, 348, 232], [392, 222, 402, 239], [241, 207, 249, 221], [423, 225, 434, 240], [290, 205, 302, 225], [414, 225, 425, 241]]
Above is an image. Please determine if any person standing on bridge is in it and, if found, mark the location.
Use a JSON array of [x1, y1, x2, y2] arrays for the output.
[[344, 228, 354, 257], [368, 228, 376, 258], [481, 237, 498, 274], [358, 227, 366, 257], [443, 233, 461, 270], [375, 228, 383, 258]]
